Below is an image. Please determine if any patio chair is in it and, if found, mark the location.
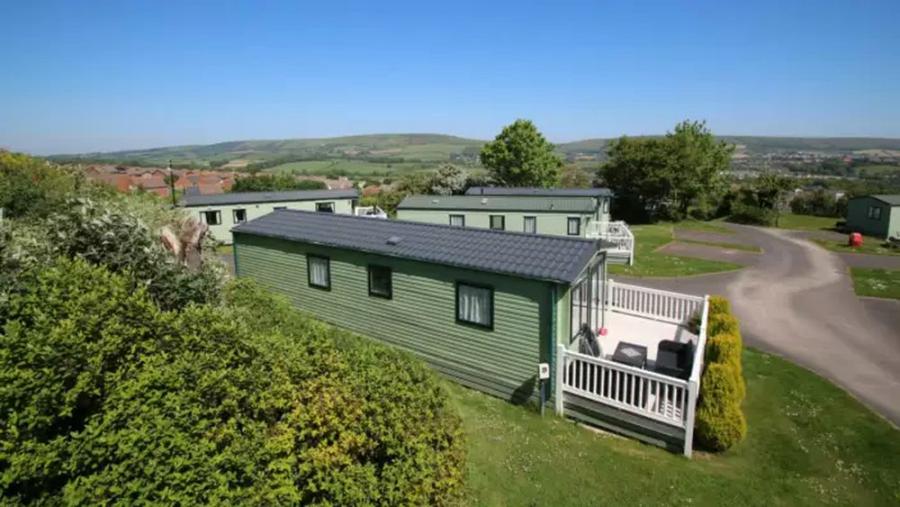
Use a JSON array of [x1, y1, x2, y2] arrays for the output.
[[577, 324, 603, 358], [655, 340, 693, 379]]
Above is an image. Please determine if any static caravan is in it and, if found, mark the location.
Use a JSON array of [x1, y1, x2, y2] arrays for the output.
[[180, 189, 357, 244], [233, 211, 710, 455], [397, 188, 634, 263], [846, 194, 900, 239]]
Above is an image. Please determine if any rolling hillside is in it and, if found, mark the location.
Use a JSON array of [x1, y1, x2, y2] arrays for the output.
[[48, 133, 900, 170]]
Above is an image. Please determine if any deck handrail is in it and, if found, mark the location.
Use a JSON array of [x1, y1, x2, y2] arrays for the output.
[[606, 279, 704, 325], [558, 345, 691, 428]]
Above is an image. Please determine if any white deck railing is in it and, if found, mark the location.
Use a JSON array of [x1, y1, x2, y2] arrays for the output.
[[606, 279, 704, 325], [558, 347, 690, 427], [586, 220, 635, 264], [556, 289, 710, 458]]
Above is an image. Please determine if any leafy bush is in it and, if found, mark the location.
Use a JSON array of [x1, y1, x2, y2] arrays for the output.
[[1, 198, 222, 311], [695, 368, 748, 452], [707, 312, 739, 337], [0, 151, 82, 219], [705, 333, 745, 400], [695, 296, 746, 452], [0, 261, 464, 505], [708, 295, 731, 316]]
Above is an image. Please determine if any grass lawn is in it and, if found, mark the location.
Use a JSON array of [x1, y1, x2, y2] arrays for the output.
[[452, 348, 900, 506], [265, 159, 441, 177], [216, 245, 233, 256], [609, 224, 742, 277], [775, 213, 839, 232], [677, 238, 762, 253], [675, 219, 734, 235], [850, 268, 900, 299], [811, 237, 900, 257]]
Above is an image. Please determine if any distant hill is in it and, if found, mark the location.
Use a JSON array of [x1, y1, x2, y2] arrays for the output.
[[49, 133, 900, 169]]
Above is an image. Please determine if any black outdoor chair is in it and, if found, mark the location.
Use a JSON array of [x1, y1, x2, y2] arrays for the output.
[[655, 340, 693, 379], [576, 324, 603, 358]]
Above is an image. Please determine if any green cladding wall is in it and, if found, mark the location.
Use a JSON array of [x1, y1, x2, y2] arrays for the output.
[[233, 232, 561, 403], [846, 196, 898, 238], [185, 198, 355, 244], [396, 209, 596, 237]]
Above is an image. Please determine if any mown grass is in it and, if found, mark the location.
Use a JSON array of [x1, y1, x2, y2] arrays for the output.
[[850, 268, 900, 299], [776, 213, 839, 232], [609, 224, 742, 277], [676, 238, 762, 253], [676, 219, 735, 235], [811, 237, 900, 257], [452, 348, 900, 506]]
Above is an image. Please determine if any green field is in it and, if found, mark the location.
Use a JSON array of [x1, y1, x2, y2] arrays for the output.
[[776, 213, 839, 232], [610, 224, 742, 277], [856, 164, 900, 178], [266, 159, 431, 177], [454, 348, 900, 506], [850, 268, 900, 299]]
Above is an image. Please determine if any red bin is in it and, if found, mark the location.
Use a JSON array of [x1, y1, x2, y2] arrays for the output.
[[849, 232, 863, 247]]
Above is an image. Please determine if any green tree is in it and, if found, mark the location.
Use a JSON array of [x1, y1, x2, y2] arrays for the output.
[[429, 164, 468, 195], [232, 174, 326, 192], [600, 120, 732, 221], [0, 151, 82, 219], [559, 165, 594, 188], [480, 119, 562, 187]]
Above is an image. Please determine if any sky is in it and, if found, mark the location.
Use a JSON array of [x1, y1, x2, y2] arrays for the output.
[[1, 0, 899, 155]]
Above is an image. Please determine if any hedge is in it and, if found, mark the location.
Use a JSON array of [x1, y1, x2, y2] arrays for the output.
[[695, 295, 746, 452], [0, 260, 465, 505]]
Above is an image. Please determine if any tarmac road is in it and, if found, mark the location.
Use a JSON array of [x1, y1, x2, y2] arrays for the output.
[[620, 224, 900, 426]]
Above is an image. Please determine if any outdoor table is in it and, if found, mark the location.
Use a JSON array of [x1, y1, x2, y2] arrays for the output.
[[612, 342, 647, 369]]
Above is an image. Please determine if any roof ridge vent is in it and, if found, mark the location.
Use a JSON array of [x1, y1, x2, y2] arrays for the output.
[[386, 236, 402, 245], [481, 198, 488, 205]]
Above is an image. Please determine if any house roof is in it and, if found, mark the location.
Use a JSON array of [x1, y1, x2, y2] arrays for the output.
[[397, 195, 597, 213], [180, 189, 358, 207], [868, 194, 900, 206], [465, 186, 614, 198], [232, 210, 606, 284]]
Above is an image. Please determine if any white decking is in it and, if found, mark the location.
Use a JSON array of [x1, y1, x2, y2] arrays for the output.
[[585, 220, 635, 265], [556, 281, 710, 457]]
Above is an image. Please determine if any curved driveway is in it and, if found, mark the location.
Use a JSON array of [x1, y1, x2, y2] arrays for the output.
[[621, 225, 900, 425]]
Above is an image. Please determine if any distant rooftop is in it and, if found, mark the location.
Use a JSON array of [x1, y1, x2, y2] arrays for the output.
[[180, 189, 358, 207], [233, 210, 606, 284], [869, 194, 900, 206], [465, 186, 614, 198], [397, 195, 597, 213]]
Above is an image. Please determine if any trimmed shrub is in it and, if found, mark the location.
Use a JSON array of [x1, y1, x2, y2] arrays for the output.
[[695, 363, 747, 451], [695, 396, 747, 452], [0, 261, 465, 505], [707, 312, 739, 337], [708, 295, 731, 316], [705, 333, 745, 400]]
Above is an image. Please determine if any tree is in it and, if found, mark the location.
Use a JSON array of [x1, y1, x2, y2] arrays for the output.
[[428, 164, 468, 195], [600, 120, 732, 221], [729, 172, 793, 226], [479, 119, 562, 187], [559, 165, 594, 188], [231, 174, 326, 192], [0, 151, 82, 219]]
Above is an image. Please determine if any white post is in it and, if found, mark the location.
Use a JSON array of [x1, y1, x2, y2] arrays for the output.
[[555, 344, 566, 416], [683, 379, 698, 458]]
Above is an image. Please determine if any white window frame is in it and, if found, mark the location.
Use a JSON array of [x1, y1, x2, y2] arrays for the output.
[[489, 215, 505, 231], [307, 254, 331, 290], [567, 217, 581, 236], [449, 214, 465, 227], [523, 216, 537, 234], [456, 282, 493, 329], [201, 210, 222, 225], [232, 208, 247, 224]]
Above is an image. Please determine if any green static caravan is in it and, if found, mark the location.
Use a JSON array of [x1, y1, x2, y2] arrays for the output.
[[180, 189, 358, 244], [846, 194, 900, 239], [232, 210, 610, 405], [396, 194, 609, 238]]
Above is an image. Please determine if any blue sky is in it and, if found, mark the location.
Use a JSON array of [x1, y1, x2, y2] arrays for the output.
[[1, 0, 898, 154]]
